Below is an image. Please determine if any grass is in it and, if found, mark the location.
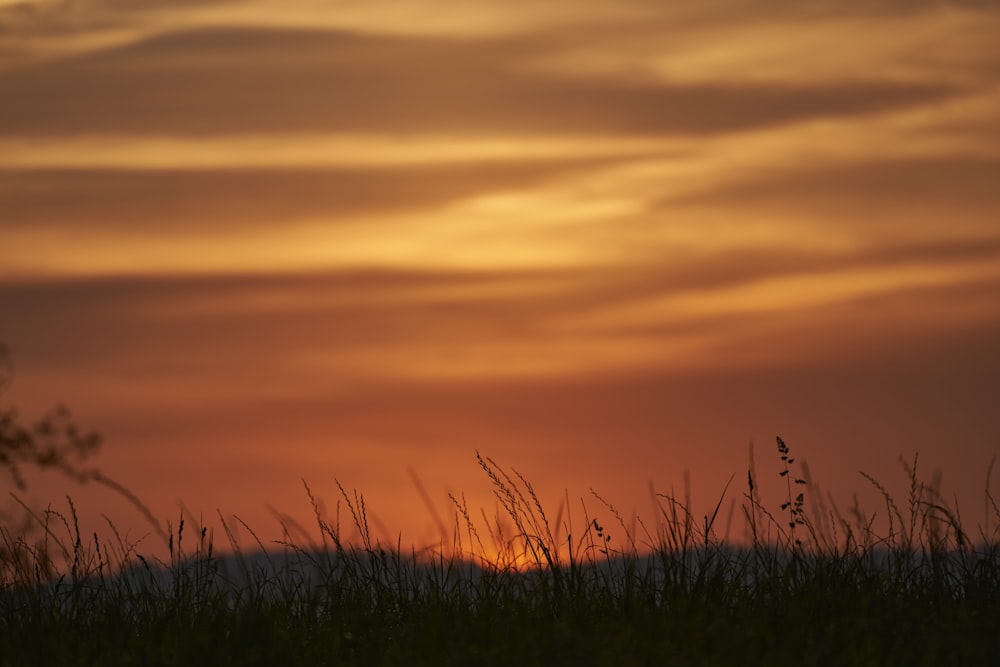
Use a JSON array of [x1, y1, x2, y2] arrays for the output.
[[1, 438, 999, 666]]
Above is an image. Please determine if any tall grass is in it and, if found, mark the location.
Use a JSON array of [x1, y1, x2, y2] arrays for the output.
[[1, 438, 998, 666]]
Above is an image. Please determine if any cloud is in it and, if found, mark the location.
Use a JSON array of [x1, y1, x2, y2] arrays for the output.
[[5, 239, 999, 388], [0, 27, 956, 138], [2, 0, 999, 554], [0, 159, 610, 232], [675, 156, 1000, 206], [4, 267, 999, 500], [665, 156, 1000, 238]]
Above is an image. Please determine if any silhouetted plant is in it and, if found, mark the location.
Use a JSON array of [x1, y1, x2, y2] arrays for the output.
[[0, 344, 101, 493], [1, 432, 999, 665], [777, 436, 808, 550], [0, 345, 166, 572]]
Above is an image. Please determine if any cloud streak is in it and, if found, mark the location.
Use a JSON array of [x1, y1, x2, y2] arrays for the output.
[[0, 27, 957, 137], [0, 161, 611, 231], [2, 0, 999, 550]]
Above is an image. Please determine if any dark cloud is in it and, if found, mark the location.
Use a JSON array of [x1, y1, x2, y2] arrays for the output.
[[0, 269, 557, 375], [528, 238, 1000, 320], [4, 238, 999, 379], [671, 157, 1000, 210], [0, 27, 955, 137], [661, 156, 1000, 241], [0, 159, 609, 231]]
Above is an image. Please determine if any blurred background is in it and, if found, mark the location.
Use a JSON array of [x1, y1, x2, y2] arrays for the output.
[[1, 0, 998, 555]]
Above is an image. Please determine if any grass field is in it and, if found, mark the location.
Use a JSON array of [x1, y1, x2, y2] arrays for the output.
[[2, 439, 999, 666]]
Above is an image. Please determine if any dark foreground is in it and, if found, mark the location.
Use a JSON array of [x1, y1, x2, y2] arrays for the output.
[[3, 449, 1000, 665], [3, 530, 999, 665]]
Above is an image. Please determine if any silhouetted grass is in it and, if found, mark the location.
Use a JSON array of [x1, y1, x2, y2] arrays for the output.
[[1, 438, 999, 666]]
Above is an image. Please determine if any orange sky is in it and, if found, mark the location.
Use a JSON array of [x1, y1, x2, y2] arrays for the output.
[[1, 0, 999, 559]]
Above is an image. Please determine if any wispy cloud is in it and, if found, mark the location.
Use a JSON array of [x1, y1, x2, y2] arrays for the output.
[[0, 26, 957, 138], [3, 0, 999, 545]]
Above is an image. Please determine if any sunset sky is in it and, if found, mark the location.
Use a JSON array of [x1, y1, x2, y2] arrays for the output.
[[2, 0, 999, 556]]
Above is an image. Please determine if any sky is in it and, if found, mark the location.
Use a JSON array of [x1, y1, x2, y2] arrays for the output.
[[1, 0, 999, 558]]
